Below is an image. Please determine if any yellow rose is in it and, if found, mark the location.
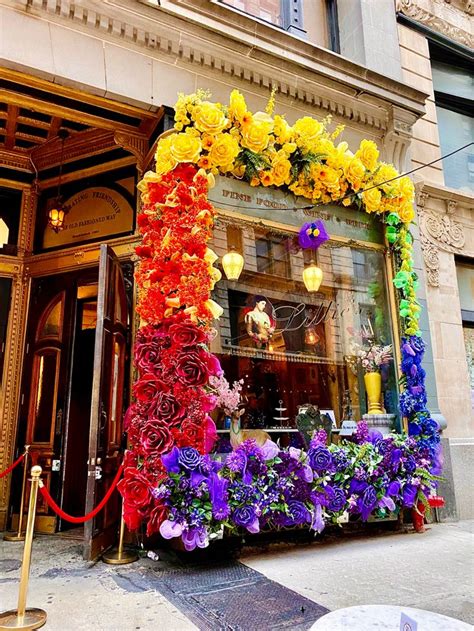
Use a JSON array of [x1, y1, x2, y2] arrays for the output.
[[241, 121, 271, 153], [344, 157, 365, 190], [292, 116, 324, 147], [208, 133, 241, 167], [398, 204, 415, 223], [398, 176, 415, 201], [271, 155, 292, 186], [362, 187, 382, 213], [169, 133, 202, 164], [193, 101, 228, 135], [374, 163, 399, 193], [274, 115, 293, 144], [356, 139, 379, 172], [260, 171, 274, 186], [229, 90, 248, 122], [155, 136, 178, 175]]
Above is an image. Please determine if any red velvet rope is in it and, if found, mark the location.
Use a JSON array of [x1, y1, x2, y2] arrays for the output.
[[39, 463, 124, 524], [0, 452, 25, 479]]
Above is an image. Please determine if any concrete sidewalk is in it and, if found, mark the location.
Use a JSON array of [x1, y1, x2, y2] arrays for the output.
[[242, 520, 474, 625], [0, 521, 473, 629]]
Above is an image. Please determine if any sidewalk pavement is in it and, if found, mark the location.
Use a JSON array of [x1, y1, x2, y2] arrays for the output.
[[242, 520, 474, 625], [0, 521, 473, 630]]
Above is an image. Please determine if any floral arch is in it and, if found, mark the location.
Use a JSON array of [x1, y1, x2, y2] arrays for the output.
[[119, 90, 441, 549]]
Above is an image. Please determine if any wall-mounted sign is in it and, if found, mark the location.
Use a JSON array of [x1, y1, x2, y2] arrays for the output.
[[209, 175, 383, 244], [42, 187, 134, 249]]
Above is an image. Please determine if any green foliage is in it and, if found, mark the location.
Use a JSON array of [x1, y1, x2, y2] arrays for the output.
[[236, 148, 271, 181]]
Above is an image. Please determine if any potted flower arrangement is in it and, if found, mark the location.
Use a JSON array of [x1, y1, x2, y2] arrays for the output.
[[350, 341, 392, 415]]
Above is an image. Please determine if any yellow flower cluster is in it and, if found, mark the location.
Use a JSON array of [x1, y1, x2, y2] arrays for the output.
[[153, 90, 415, 228]]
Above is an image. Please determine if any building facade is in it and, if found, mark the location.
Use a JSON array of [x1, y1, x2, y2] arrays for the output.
[[0, 0, 470, 551], [396, 0, 474, 519]]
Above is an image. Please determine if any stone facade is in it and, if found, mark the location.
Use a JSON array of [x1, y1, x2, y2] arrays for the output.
[[397, 0, 474, 519], [0, 0, 470, 523]]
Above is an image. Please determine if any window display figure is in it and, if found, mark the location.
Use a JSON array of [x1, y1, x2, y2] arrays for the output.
[[245, 295, 275, 349]]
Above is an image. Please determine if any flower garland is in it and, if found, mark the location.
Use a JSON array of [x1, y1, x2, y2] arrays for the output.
[[119, 90, 440, 540], [156, 429, 441, 551]]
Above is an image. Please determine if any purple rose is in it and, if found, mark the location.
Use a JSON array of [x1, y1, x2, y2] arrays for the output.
[[358, 485, 377, 521], [287, 500, 312, 526], [232, 506, 260, 533], [178, 447, 202, 471], [308, 445, 333, 472], [327, 486, 346, 513]]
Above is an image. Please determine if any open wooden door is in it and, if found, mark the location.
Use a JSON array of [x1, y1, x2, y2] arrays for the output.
[[83, 245, 128, 560]]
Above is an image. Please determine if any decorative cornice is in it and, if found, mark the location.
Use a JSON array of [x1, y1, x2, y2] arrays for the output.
[[0, 148, 31, 172], [396, 0, 473, 47], [14, 0, 428, 133], [114, 132, 148, 175]]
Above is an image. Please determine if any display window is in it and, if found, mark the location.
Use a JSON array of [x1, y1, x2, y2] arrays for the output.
[[210, 211, 398, 442]]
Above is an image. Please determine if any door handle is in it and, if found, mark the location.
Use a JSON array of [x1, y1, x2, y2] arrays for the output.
[[55, 408, 63, 435], [95, 466, 102, 480]]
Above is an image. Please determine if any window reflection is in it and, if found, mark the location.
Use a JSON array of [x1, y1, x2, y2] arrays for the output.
[[212, 230, 397, 428], [32, 350, 58, 443]]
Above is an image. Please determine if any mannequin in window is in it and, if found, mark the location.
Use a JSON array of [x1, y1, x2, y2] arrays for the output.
[[245, 295, 275, 349]]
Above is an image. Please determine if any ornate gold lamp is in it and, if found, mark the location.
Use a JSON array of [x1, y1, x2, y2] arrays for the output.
[[302, 261, 323, 292], [47, 129, 69, 233], [222, 247, 244, 281]]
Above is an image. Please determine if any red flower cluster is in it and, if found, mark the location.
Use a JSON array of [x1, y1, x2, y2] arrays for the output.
[[135, 165, 217, 323], [119, 314, 221, 534]]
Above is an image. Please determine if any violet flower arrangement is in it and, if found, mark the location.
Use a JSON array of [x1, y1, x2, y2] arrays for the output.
[[156, 423, 441, 551]]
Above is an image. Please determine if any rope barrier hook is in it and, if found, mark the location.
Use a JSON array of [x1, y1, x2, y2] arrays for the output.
[[0, 465, 47, 630]]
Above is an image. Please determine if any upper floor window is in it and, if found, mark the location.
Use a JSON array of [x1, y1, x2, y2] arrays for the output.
[[430, 44, 474, 195], [218, 0, 340, 51], [256, 234, 291, 277]]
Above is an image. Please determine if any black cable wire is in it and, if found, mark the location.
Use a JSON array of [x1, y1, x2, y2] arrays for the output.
[[208, 141, 474, 213]]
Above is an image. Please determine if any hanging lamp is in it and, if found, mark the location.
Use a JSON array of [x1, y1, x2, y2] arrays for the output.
[[48, 129, 69, 233], [303, 260, 323, 292], [222, 247, 244, 281]]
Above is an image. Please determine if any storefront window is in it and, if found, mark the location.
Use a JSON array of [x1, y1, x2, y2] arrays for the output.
[[209, 176, 398, 441]]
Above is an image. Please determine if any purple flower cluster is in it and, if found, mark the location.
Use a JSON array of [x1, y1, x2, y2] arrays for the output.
[[399, 336, 441, 464], [155, 430, 439, 549]]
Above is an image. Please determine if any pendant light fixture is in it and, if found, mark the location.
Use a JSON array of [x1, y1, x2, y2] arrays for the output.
[[222, 247, 245, 281], [303, 260, 323, 293], [48, 129, 69, 233]]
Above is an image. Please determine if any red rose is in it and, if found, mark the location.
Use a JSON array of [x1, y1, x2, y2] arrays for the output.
[[169, 322, 207, 347], [140, 419, 174, 455], [133, 374, 166, 402], [118, 468, 152, 510], [134, 341, 161, 374], [177, 420, 204, 448], [176, 352, 209, 386], [122, 504, 143, 531], [146, 502, 168, 537], [123, 449, 138, 469], [152, 392, 186, 428]]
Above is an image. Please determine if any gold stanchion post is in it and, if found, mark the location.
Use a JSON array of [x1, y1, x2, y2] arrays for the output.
[[4, 447, 30, 542], [0, 465, 47, 630], [102, 502, 138, 565]]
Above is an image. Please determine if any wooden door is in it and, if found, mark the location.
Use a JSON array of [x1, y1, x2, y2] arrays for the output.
[[83, 245, 129, 560], [18, 276, 76, 533]]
